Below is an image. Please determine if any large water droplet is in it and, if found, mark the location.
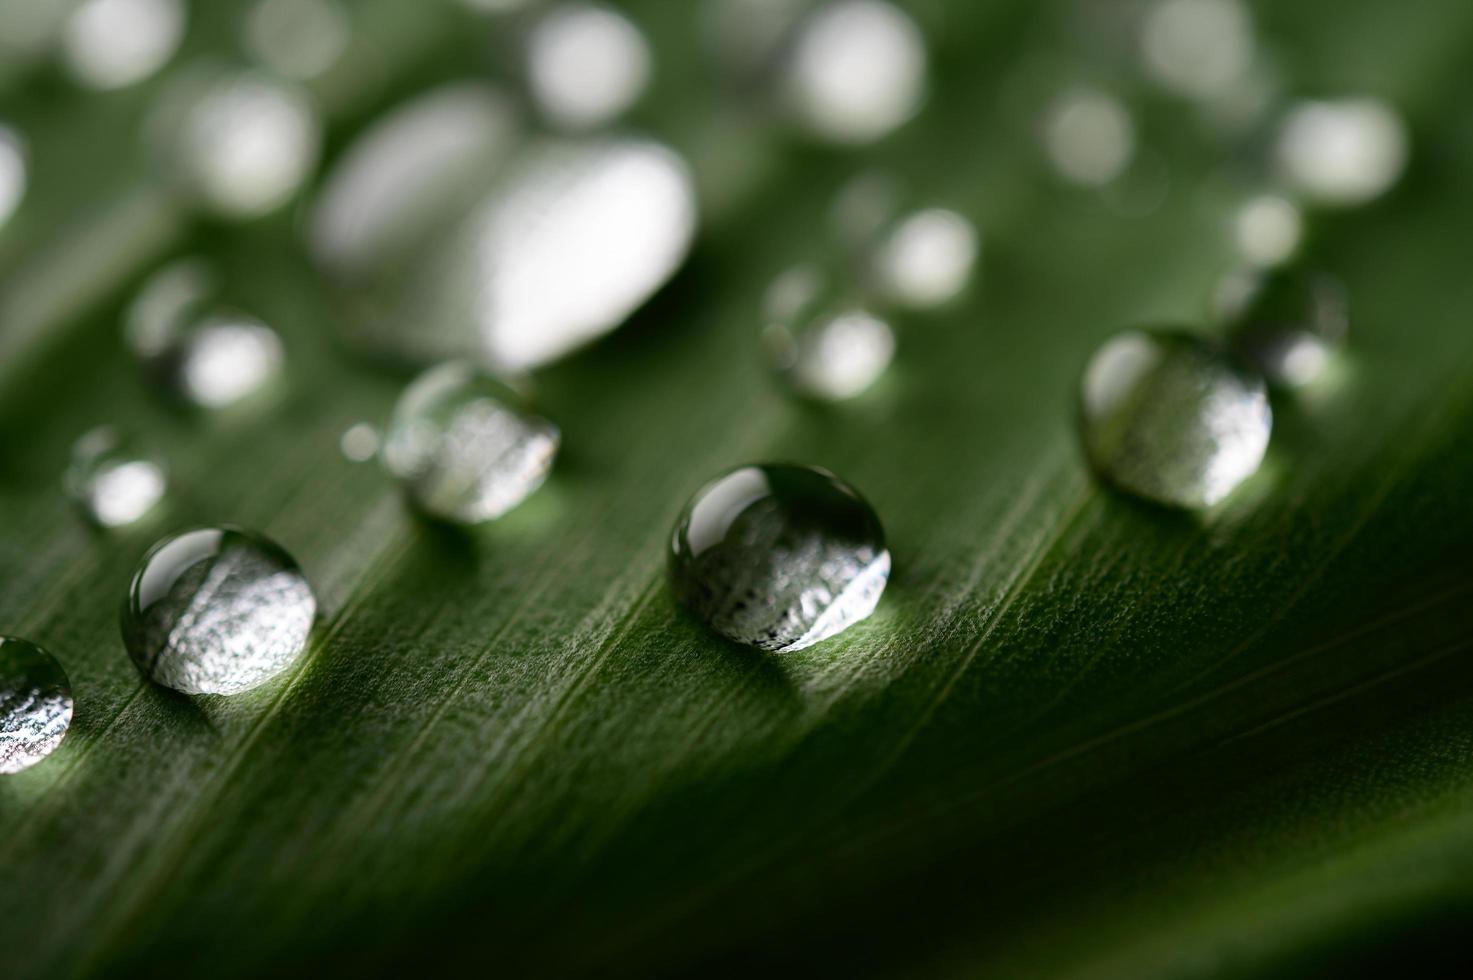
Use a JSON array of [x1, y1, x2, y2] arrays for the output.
[[123, 526, 317, 695], [763, 266, 895, 401], [670, 464, 890, 652], [526, 3, 652, 130], [1224, 268, 1347, 387], [1080, 330, 1271, 508], [66, 427, 167, 528], [1274, 97, 1408, 207], [0, 123, 27, 231], [61, 0, 184, 91], [383, 362, 560, 525], [0, 637, 72, 775]]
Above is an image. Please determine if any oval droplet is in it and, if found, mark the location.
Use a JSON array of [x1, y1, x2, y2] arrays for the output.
[[1224, 268, 1348, 387], [670, 463, 890, 652], [383, 362, 560, 525], [526, 3, 652, 130], [762, 265, 895, 401], [0, 637, 73, 775], [66, 426, 167, 528], [1274, 97, 1408, 207], [1080, 330, 1271, 508], [122, 526, 317, 695]]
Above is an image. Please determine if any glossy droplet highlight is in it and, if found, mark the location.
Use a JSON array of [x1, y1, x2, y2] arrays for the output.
[[1081, 330, 1271, 508], [1274, 97, 1408, 207], [0, 637, 72, 775], [123, 526, 316, 695], [870, 207, 977, 310], [66, 427, 167, 528], [1224, 268, 1347, 387], [1044, 86, 1136, 187], [527, 3, 651, 130], [1233, 193, 1301, 268], [0, 123, 26, 231], [384, 363, 560, 525], [763, 266, 894, 401], [245, 0, 350, 81], [61, 0, 184, 90], [671, 464, 890, 652]]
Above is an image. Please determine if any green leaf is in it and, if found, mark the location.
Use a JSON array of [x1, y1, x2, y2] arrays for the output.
[[3, 1, 1473, 976]]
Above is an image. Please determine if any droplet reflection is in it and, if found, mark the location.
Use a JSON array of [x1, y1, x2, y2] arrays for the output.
[[1139, 0, 1254, 101], [245, 0, 350, 81], [62, 0, 185, 91], [0, 637, 72, 775], [0, 123, 26, 231], [763, 265, 895, 401], [66, 427, 167, 528], [1274, 97, 1408, 207], [527, 3, 652, 130], [1044, 86, 1135, 187]]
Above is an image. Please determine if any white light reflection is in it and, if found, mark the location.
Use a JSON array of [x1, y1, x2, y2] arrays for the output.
[[178, 315, 285, 408], [779, 0, 927, 145], [1140, 0, 1253, 101], [1233, 194, 1301, 268], [124, 257, 215, 358], [0, 124, 25, 231], [67, 427, 167, 528], [871, 208, 977, 310], [1274, 97, 1408, 207], [62, 0, 184, 91], [246, 0, 350, 81], [1044, 86, 1135, 187], [339, 423, 380, 463], [527, 4, 651, 130]]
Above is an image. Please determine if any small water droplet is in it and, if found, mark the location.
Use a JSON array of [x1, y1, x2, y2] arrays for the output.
[[0, 637, 72, 775], [1224, 268, 1347, 387], [339, 423, 380, 463], [1233, 193, 1302, 268], [61, 0, 184, 91], [0, 123, 27, 231], [122, 526, 317, 695], [763, 266, 894, 401], [245, 0, 349, 81], [1080, 330, 1271, 508], [670, 464, 890, 652], [1274, 97, 1408, 207], [777, 0, 928, 145], [869, 207, 978, 310], [1139, 0, 1254, 101], [383, 363, 560, 524], [1044, 86, 1136, 187], [66, 427, 167, 528], [526, 3, 652, 130]]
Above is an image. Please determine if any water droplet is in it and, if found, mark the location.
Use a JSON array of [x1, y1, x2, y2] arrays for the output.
[[0, 123, 26, 231], [383, 362, 560, 524], [1274, 97, 1408, 207], [1233, 193, 1302, 268], [1080, 330, 1271, 508], [245, 0, 350, 81], [122, 526, 316, 695], [671, 464, 890, 652], [0, 638, 72, 775], [1044, 86, 1136, 187], [763, 266, 894, 401], [1224, 268, 1347, 387], [527, 3, 652, 130], [778, 0, 927, 145], [1139, 0, 1254, 101], [66, 427, 167, 528], [869, 207, 978, 310], [61, 0, 184, 90], [703, 0, 808, 79], [339, 423, 380, 463], [154, 66, 322, 218]]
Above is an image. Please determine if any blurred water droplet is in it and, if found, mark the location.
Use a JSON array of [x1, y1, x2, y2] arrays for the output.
[[1044, 86, 1135, 187], [123, 526, 316, 695], [339, 423, 380, 463], [62, 0, 184, 90], [1274, 97, 1408, 207], [778, 0, 927, 145], [0, 123, 26, 231], [154, 66, 322, 218], [670, 464, 889, 652], [458, 0, 537, 13], [703, 0, 808, 78], [1080, 330, 1271, 508], [1139, 0, 1253, 101], [246, 0, 350, 81], [0, 637, 72, 775], [1225, 268, 1347, 387], [527, 3, 651, 130], [1233, 193, 1301, 268], [383, 362, 560, 525], [763, 265, 894, 401], [311, 83, 522, 283], [869, 207, 977, 310], [124, 257, 215, 357], [66, 427, 167, 528]]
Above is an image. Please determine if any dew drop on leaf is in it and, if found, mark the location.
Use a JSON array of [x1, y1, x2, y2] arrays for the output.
[[66, 426, 167, 529], [0, 637, 73, 775]]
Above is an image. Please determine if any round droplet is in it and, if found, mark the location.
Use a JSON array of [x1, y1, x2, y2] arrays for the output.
[[122, 526, 316, 695], [245, 0, 350, 81], [778, 0, 927, 145], [526, 3, 652, 130], [1274, 97, 1408, 207], [0, 123, 27, 231], [869, 207, 978, 310], [1080, 330, 1271, 508], [154, 66, 322, 218], [383, 362, 560, 525], [0, 637, 72, 775], [1224, 268, 1347, 387], [66, 427, 167, 528], [671, 464, 890, 652], [339, 422, 380, 463], [1139, 0, 1254, 101], [763, 266, 894, 401], [1233, 193, 1301, 268], [61, 0, 184, 90], [1044, 86, 1136, 187]]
